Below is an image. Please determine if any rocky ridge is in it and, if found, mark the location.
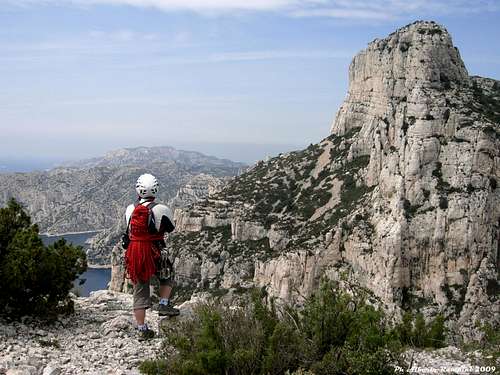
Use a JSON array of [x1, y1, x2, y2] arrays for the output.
[[60, 146, 241, 170], [0, 147, 244, 235], [111, 21, 499, 341]]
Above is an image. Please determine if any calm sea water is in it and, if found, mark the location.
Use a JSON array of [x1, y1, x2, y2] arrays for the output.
[[40, 231, 111, 297]]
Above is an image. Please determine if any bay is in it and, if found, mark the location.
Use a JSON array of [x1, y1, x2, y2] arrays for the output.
[[40, 231, 111, 297]]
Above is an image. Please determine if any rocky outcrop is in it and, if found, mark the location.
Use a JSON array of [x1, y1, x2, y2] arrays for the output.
[[142, 21, 499, 341], [328, 20, 499, 338]]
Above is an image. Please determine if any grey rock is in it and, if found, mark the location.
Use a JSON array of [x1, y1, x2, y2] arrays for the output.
[[42, 365, 61, 375], [6, 366, 37, 375]]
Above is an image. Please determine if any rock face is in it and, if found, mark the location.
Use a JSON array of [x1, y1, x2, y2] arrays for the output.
[[329, 21, 499, 338], [0, 147, 244, 235], [123, 21, 499, 341]]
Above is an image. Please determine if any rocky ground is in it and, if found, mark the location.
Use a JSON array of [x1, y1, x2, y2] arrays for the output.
[[0, 290, 196, 375], [0, 290, 489, 375]]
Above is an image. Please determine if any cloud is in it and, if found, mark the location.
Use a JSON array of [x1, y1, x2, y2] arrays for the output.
[[208, 50, 353, 62], [3, 0, 499, 19], [290, 8, 396, 20], [88, 29, 160, 42], [291, 0, 500, 19], [5, 0, 301, 12]]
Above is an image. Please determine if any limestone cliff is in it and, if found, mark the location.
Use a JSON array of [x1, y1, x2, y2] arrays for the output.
[[111, 21, 499, 340]]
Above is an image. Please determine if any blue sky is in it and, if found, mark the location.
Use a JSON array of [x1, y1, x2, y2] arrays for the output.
[[1, 0, 499, 167]]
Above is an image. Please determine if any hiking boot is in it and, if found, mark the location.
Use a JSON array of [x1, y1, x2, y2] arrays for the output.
[[158, 302, 180, 317], [137, 327, 155, 341]]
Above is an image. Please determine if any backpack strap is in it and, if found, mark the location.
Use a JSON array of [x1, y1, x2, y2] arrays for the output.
[[146, 202, 158, 233]]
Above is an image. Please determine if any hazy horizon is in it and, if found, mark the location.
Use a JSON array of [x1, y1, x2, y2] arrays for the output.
[[0, 141, 307, 172], [1, 1, 499, 167]]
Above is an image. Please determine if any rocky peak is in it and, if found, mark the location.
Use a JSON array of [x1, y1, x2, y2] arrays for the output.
[[332, 20, 468, 136]]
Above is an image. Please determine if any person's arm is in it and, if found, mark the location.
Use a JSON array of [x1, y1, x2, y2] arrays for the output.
[[125, 204, 135, 232], [153, 205, 175, 233]]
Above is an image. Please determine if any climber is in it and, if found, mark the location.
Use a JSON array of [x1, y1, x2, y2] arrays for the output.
[[123, 173, 179, 340]]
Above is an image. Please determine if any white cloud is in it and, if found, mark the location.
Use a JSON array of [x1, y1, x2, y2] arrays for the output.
[[291, 0, 500, 19], [290, 8, 395, 20], [3, 0, 500, 19], [6, 0, 301, 11], [88, 29, 159, 42], [208, 49, 352, 62]]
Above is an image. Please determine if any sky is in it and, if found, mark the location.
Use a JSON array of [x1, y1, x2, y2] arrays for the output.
[[1, 0, 499, 168]]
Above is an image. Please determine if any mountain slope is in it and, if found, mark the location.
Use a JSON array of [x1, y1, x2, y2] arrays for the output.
[[114, 21, 500, 340], [61, 146, 242, 170], [0, 147, 244, 234]]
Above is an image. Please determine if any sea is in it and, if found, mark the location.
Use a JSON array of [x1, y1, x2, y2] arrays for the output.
[[40, 231, 111, 297]]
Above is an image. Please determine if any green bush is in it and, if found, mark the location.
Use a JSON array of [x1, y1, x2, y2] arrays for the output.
[[0, 198, 87, 318], [394, 312, 446, 349], [301, 282, 400, 374], [141, 282, 403, 375]]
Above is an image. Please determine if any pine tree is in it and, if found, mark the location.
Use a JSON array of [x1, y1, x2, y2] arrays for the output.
[[0, 198, 87, 318]]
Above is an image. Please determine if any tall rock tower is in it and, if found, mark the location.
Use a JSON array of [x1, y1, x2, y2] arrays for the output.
[[331, 21, 499, 338]]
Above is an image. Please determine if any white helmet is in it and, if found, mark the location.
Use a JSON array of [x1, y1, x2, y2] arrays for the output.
[[135, 173, 159, 198]]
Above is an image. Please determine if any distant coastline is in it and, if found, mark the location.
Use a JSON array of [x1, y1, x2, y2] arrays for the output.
[[40, 231, 112, 270], [87, 264, 111, 269]]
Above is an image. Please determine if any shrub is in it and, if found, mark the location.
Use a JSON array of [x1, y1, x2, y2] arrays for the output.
[[0, 199, 87, 319], [439, 196, 448, 209], [394, 312, 446, 349], [301, 282, 400, 374], [142, 282, 402, 374]]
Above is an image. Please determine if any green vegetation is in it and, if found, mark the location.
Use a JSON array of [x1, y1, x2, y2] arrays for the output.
[[38, 338, 61, 349], [205, 225, 232, 242], [490, 177, 497, 190], [321, 155, 373, 231], [399, 42, 410, 52], [475, 322, 500, 366], [140, 281, 411, 375], [402, 199, 421, 219], [461, 321, 499, 368], [0, 198, 87, 319], [441, 284, 467, 315], [394, 312, 446, 349], [417, 28, 443, 36], [439, 196, 449, 209], [470, 79, 500, 125]]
